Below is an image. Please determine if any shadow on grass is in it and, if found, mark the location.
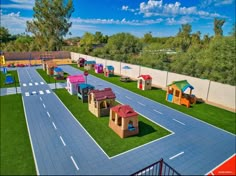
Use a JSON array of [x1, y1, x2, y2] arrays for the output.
[[137, 121, 156, 137]]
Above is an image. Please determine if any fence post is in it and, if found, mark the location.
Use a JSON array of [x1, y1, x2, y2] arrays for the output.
[[158, 158, 163, 176]]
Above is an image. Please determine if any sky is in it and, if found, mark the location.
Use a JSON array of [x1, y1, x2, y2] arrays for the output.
[[1, 0, 235, 38]]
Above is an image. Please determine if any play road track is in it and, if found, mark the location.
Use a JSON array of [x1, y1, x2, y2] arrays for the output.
[[16, 66, 236, 175]]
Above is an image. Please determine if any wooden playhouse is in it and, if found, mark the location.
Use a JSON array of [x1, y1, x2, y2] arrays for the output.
[[84, 60, 96, 70], [137, 75, 152, 90], [46, 61, 57, 76], [109, 104, 139, 138], [88, 88, 116, 117], [104, 65, 114, 77], [166, 80, 196, 108], [66, 75, 85, 95]]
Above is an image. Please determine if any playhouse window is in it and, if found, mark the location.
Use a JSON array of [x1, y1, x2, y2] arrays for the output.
[[118, 116, 122, 126], [100, 101, 106, 109], [175, 90, 180, 97], [111, 111, 115, 122]]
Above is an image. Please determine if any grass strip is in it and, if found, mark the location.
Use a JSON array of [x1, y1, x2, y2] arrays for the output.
[[36, 69, 69, 83], [54, 89, 171, 157], [71, 64, 236, 134], [0, 94, 36, 175]]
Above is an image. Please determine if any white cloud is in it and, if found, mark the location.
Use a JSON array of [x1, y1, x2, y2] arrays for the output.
[[201, 0, 234, 7], [166, 16, 194, 25], [1, 11, 32, 34], [70, 17, 163, 26], [139, 0, 223, 18], [122, 5, 129, 11], [1, 0, 34, 10]]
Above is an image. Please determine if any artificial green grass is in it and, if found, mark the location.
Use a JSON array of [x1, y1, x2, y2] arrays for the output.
[[71, 64, 236, 135], [36, 69, 69, 83], [54, 89, 171, 157], [0, 94, 36, 175], [0, 70, 20, 88]]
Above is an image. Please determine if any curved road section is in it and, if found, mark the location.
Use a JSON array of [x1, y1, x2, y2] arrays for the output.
[[17, 65, 235, 175]]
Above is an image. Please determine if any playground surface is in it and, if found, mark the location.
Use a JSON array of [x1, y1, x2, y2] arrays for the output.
[[1, 65, 236, 175]]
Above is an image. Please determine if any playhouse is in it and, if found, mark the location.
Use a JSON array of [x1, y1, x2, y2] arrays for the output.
[[41, 54, 54, 70], [137, 75, 152, 90], [88, 88, 116, 117], [66, 75, 85, 95], [54, 67, 64, 80], [84, 61, 96, 70], [77, 83, 95, 103], [104, 65, 114, 77], [95, 64, 103, 73], [166, 80, 196, 108], [46, 61, 57, 75], [109, 104, 139, 138], [77, 57, 86, 67]]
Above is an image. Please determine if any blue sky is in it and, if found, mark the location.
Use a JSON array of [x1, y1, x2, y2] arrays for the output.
[[1, 0, 235, 38]]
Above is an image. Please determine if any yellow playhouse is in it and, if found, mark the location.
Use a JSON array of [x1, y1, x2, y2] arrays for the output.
[[88, 88, 116, 117], [166, 80, 196, 108], [109, 104, 139, 138]]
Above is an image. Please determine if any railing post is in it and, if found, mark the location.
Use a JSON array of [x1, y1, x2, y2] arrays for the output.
[[158, 158, 163, 176]]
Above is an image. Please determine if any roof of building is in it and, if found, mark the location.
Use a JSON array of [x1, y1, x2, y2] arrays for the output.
[[79, 83, 94, 90], [89, 88, 116, 101], [106, 65, 114, 70], [111, 105, 138, 118], [138, 75, 152, 80], [85, 60, 96, 64], [168, 80, 194, 92], [67, 75, 85, 83], [95, 64, 103, 66], [54, 67, 63, 72]]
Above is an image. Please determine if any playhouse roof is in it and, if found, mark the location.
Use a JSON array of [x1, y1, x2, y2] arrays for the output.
[[67, 75, 85, 83], [90, 88, 116, 101], [54, 67, 63, 72], [85, 60, 96, 64], [111, 105, 138, 118], [79, 83, 94, 90], [106, 65, 114, 70], [138, 75, 152, 80], [168, 80, 194, 92]]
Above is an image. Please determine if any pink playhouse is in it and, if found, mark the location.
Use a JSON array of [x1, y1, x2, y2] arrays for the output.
[[66, 75, 85, 95], [95, 64, 103, 73]]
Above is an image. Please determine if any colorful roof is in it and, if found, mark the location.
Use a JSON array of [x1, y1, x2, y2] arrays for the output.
[[67, 75, 85, 83], [54, 67, 63, 72], [111, 105, 138, 118], [138, 75, 152, 80], [90, 88, 116, 101], [85, 60, 96, 64], [79, 83, 94, 90], [106, 65, 114, 70], [95, 63, 103, 67], [168, 80, 194, 92]]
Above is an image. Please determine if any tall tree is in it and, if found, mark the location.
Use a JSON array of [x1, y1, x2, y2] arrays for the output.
[[0, 27, 11, 43], [26, 0, 74, 51], [214, 18, 225, 37]]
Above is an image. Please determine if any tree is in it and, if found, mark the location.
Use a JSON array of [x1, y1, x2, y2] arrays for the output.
[[143, 32, 153, 44], [173, 24, 192, 52], [79, 32, 95, 54], [0, 27, 11, 43], [214, 18, 225, 37], [26, 0, 74, 51]]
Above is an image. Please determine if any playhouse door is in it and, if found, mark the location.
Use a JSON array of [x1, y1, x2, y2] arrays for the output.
[[139, 80, 142, 89]]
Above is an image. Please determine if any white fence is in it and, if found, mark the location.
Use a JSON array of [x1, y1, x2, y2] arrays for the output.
[[71, 52, 236, 112]]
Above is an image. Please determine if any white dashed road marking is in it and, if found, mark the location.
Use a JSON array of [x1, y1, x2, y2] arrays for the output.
[[35, 82, 38, 85], [39, 90, 44, 95], [60, 136, 66, 146], [70, 156, 79, 170], [40, 82, 44, 85], [23, 83, 27, 87], [29, 83, 33, 86], [169, 152, 184, 160], [25, 92, 30, 96], [125, 96, 132, 100], [46, 90, 51, 94], [52, 122, 57, 130], [47, 111, 51, 118], [153, 109, 163, 114], [138, 102, 145, 106], [173, 119, 185, 125]]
